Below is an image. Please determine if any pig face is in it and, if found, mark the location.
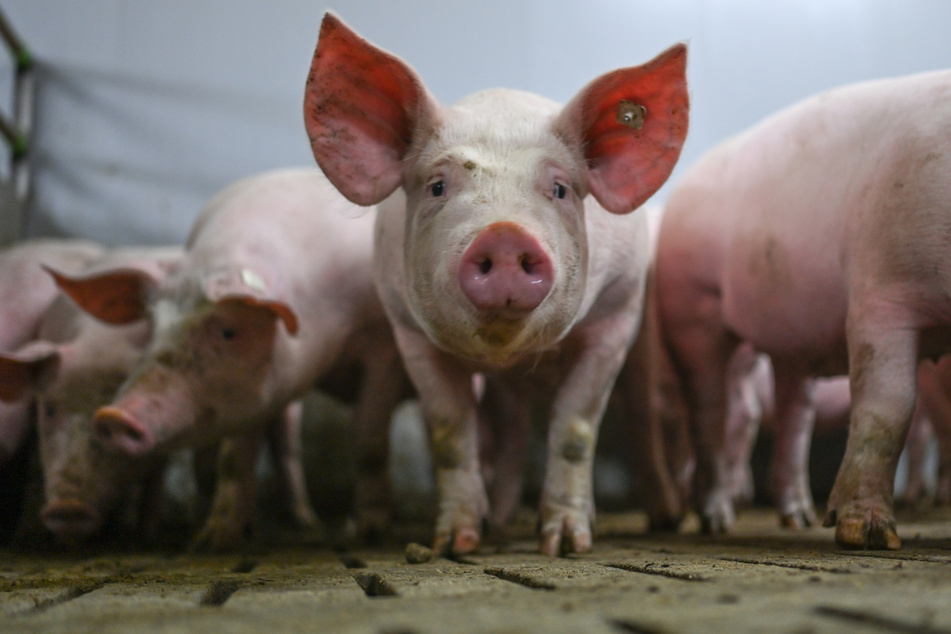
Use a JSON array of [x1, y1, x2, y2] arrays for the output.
[[51, 264, 299, 456], [305, 13, 688, 365], [0, 334, 146, 541], [398, 95, 589, 362]]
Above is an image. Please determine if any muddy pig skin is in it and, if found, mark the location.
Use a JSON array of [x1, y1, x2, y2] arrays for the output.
[[655, 69, 951, 550], [0, 247, 179, 542], [304, 13, 688, 556], [0, 239, 104, 464], [57, 168, 409, 550]]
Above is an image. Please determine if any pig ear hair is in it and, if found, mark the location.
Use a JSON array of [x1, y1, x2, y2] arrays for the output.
[[0, 343, 60, 402], [556, 43, 689, 214], [45, 265, 154, 325], [202, 273, 300, 336], [304, 12, 436, 206]]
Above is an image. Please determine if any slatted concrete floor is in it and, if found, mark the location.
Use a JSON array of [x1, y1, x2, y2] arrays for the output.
[[3, 507, 951, 633]]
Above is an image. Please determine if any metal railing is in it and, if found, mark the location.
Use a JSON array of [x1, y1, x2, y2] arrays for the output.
[[0, 6, 32, 242]]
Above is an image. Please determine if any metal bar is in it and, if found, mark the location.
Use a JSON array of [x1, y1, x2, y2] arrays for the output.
[[0, 6, 32, 71]]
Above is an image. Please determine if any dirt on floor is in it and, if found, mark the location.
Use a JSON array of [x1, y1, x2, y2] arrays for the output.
[[3, 506, 951, 633]]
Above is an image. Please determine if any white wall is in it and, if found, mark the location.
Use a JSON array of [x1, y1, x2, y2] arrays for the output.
[[3, 0, 951, 246]]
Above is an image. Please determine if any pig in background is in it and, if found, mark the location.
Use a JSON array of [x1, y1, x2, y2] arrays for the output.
[[0, 239, 106, 541], [304, 13, 688, 556], [0, 245, 182, 547], [58, 168, 411, 550], [654, 67, 951, 549]]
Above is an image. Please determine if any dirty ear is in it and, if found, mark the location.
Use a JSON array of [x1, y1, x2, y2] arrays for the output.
[[556, 43, 689, 214], [0, 343, 60, 402], [45, 266, 155, 325], [304, 12, 438, 205], [202, 271, 300, 336]]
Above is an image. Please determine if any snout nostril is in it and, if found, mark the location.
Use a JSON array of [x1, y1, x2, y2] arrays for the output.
[[479, 259, 493, 275], [520, 256, 533, 275]]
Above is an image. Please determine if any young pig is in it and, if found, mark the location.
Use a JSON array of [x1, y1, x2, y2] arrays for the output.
[[0, 247, 179, 542], [0, 239, 104, 464], [655, 69, 951, 549], [303, 13, 688, 555], [57, 168, 409, 549]]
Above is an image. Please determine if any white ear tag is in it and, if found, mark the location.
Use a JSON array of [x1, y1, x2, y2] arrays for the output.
[[241, 268, 266, 292]]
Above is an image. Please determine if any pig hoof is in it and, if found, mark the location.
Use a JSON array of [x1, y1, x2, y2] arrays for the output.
[[191, 523, 245, 552], [699, 495, 735, 534], [433, 526, 481, 556], [780, 506, 817, 530], [538, 512, 593, 556], [834, 514, 901, 550]]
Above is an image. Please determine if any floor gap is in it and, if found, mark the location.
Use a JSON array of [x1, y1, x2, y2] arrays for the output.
[[484, 566, 556, 590], [608, 618, 673, 634], [814, 605, 951, 634], [199, 580, 241, 606], [354, 572, 398, 597], [26, 582, 105, 614]]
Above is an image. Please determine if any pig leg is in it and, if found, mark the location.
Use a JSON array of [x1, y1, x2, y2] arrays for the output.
[[723, 345, 764, 509], [663, 308, 740, 533], [899, 406, 931, 505], [616, 324, 684, 531], [397, 328, 487, 556], [478, 376, 531, 531], [538, 318, 636, 556], [191, 427, 266, 551], [767, 363, 817, 528], [351, 349, 409, 540], [266, 400, 318, 528], [824, 307, 917, 550]]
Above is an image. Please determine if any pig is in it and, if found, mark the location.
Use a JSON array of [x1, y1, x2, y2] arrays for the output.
[[655, 68, 951, 549], [0, 247, 180, 542], [303, 13, 688, 555], [55, 168, 410, 550], [0, 238, 104, 464]]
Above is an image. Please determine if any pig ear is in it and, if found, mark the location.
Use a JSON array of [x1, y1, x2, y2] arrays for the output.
[[45, 265, 155, 325], [0, 343, 60, 402], [556, 43, 689, 214], [304, 12, 437, 205], [202, 271, 300, 336]]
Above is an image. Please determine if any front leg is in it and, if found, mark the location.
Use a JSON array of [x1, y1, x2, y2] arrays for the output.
[[539, 318, 636, 556], [768, 361, 817, 529], [191, 426, 265, 552], [395, 327, 487, 556]]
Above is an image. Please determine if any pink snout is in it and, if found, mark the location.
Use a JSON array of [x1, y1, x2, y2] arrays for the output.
[[41, 499, 102, 538], [95, 405, 156, 456], [458, 222, 554, 318]]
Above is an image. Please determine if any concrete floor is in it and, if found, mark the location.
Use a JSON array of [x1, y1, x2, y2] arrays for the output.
[[3, 506, 951, 633]]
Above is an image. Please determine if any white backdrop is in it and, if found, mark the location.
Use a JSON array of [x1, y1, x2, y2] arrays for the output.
[[3, 0, 951, 246]]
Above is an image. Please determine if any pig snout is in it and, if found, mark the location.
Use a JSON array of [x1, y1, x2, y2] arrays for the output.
[[458, 222, 554, 318], [95, 406, 156, 456], [41, 499, 102, 538]]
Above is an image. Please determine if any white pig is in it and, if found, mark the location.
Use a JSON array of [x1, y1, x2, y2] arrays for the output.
[[303, 14, 688, 555], [0, 247, 179, 541], [56, 168, 410, 550], [655, 69, 951, 549], [0, 238, 104, 464]]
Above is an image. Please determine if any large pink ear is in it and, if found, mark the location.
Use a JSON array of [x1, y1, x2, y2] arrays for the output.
[[556, 44, 689, 214], [303, 12, 437, 205], [202, 271, 300, 336], [45, 266, 156, 325], [0, 343, 60, 402]]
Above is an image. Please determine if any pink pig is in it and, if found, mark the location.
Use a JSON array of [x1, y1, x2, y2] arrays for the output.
[[57, 168, 409, 549], [0, 247, 180, 541], [655, 69, 951, 549], [303, 14, 688, 555], [0, 239, 104, 464]]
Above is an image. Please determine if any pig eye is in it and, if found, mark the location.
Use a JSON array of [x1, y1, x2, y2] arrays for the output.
[[221, 327, 237, 341], [429, 180, 446, 197], [553, 183, 568, 200]]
